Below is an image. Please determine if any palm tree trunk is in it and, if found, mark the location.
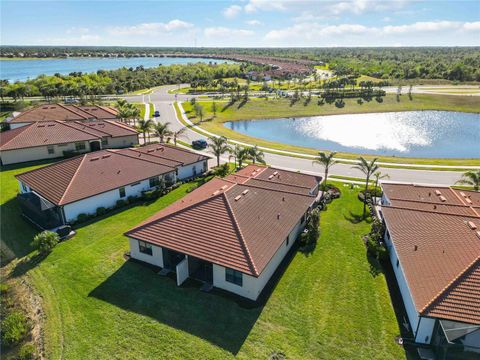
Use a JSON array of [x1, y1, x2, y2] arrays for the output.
[[143, 132, 147, 144], [217, 155, 220, 167], [363, 175, 369, 217]]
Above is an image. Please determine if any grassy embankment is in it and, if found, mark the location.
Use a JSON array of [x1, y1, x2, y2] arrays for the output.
[[180, 93, 480, 167], [1, 161, 406, 359]]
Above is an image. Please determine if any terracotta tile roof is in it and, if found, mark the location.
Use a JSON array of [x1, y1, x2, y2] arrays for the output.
[[388, 199, 479, 217], [129, 143, 209, 166], [382, 205, 480, 324], [125, 168, 317, 276], [68, 120, 137, 138], [16, 150, 175, 205], [452, 189, 480, 207], [382, 183, 464, 206], [0, 121, 98, 151], [9, 104, 117, 123]]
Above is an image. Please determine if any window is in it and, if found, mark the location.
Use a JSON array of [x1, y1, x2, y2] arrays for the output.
[[175, 168, 179, 176], [75, 142, 86, 151], [396, 259, 400, 268], [301, 213, 306, 224], [193, 166, 197, 176], [101, 137, 108, 146], [21, 182, 28, 192], [138, 240, 152, 255], [149, 176, 159, 188], [203, 160, 208, 172], [47, 145, 54, 154], [225, 268, 243, 286], [119, 187, 126, 198], [286, 234, 290, 247]]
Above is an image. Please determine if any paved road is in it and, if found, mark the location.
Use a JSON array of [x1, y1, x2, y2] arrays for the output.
[[128, 85, 468, 186]]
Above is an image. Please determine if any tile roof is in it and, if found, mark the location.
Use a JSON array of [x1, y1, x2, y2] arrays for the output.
[[0, 121, 98, 151], [0, 120, 137, 151], [382, 183, 480, 324], [16, 150, 175, 205], [128, 143, 209, 166], [125, 168, 318, 276], [9, 104, 118, 123]]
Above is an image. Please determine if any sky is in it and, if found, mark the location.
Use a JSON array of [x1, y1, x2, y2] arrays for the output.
[[1, 0, 479, 47]]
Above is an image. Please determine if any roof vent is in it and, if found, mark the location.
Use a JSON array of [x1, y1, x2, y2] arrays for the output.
[[414, 245, 418, 251], [90, 157, 100, 161], [465, 198, 472, 204], [268, 175, 274, 179], [277, 213, 280, 220], [273, 171, 278, 176], [439, 195, 447, 202], [433, 205, 437, 209], [117, 170, 121, 174], [221, 185, 228, 190], [460, 192, 466, 197], [282, 196, 285, 202], [147, 149, 155, 153], [234, 195, 242, 201], [477, 231, 480, 239], [467, 221, 477, 230], [102, 154, 111, 159], [212, 190, 220, 196], [435, 190, 442, 196], [242, 189, 249, 195]]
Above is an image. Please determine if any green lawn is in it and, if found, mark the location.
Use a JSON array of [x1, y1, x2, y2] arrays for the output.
[[1, 160, 407, 359], [181, 94, 480, 166], [133, 103, 146, 119]]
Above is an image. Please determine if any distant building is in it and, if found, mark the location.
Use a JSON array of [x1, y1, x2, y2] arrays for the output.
[[380, 183, 480, 356], [15, 144, 210, 228], [125, 165, 321, 301], [0, 120, 139, 165]]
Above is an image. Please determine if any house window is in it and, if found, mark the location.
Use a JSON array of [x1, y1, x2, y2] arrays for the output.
[[149, 176, 159, 187], [203, 160, 208, 172], [193, 166, 197, 176], [47, 145, 54, 154], [21, 182, 28, 192], [119, 187, 126, 198], [301, 213, 306, 224], [175, 168, 179, 176], [138, 240, 152, 255], [101, 137, 108, 146], [396, 259, 399, 268], [75, 142, 86, 151], [225, 268, 243, 286], [286, 234, 290, 247]]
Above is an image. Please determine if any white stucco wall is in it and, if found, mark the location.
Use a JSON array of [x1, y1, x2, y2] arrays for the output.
[[129, 238, 164, 267], [9, 122, 28, 130], [177, 160, 207, 180], [1, 141, 90, 165], [63, 177, 162, 222], [213, 217, 305, 300], [384, 226, 434, 344]]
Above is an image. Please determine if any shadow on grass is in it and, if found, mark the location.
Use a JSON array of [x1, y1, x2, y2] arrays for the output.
[[344, 210, 372, 224], [10, 252, 47, 278], [366, 252, 384, 277], [237, 99, 247, 109], [89, 240, 299, 355], [221, 101, 235, 112]]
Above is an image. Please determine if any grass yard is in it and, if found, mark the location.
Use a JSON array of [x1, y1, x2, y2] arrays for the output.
[[181, 94, 480, 166], [1, 160, 407, 359]]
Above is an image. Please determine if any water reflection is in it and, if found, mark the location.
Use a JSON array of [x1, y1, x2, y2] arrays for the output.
[[226, 111, 480, 158]]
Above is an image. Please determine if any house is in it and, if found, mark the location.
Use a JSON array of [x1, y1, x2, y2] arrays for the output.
[[7, 103, 118, 129], [0, 120, 139, 165], [125, 165, 321, 301], [15, 144, 210, 229], [380, 183, 480, 356]]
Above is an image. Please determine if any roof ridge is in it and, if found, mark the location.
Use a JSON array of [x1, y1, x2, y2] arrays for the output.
[[73, 106, 98, 119], [14, 151, 86, 178], [223, 193, 259, 276], [383, 205, 480, 219], [58, 154, 88, 205], [242, 181, 315, 198], [104, 120, 138, 133], [160, 143, 208, 157], [113, 149, 177, 169], [71, 120, 113, 137], [450, 187, 469, 206], [127, 147, 182, 164], [420, 256, 480, 315], [98, 105, 118, 116], [0, 123, 32, 149], [56, 103, 89, 120], [249, 176, 313, 190], [388, 197, 470, 207], [58, 120, 102, 139]]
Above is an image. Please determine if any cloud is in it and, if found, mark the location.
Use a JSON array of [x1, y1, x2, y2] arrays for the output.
[[66, 27, 90, 35], [463, 21, 480, 31], [204, 27, 254, 38], [245, 19, 263, 26], [223, 5, 242, 18], [108, 20, 193, 36]]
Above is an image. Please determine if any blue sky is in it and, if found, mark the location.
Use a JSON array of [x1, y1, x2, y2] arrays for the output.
[[1, 0, 479, 47]]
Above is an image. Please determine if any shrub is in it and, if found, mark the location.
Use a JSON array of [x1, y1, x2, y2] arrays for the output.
[[116, 199, 127, 208], [366, 219, 388, 261], [142, 189, 161, 201], [186, 185, 198, 193], [0, 283, 9, 295], [300, 208, 320, 248], [127, 196, 137, 203], [1, 310, 29, 347], [32, 231, 59, 255], [96, 207, 107, 216], [17, 343, 36, 360], [212, 163, 230, 177], [76, 213, 89, 223]]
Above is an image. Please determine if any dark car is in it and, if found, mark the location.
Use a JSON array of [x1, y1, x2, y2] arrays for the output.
[[191, 139, 208, 150], [153, 110, 160, 117]]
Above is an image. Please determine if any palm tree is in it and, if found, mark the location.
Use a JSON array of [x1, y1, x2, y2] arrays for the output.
[[208, 136, 231, 167], [229, 145, 249, 169], [373, 171, 390, 196], [248, 146, 265, 164], [172, 127, 188, 146], [136, 119, 153, 144], [456, 170, 480, 191], [353, 157, 379, 217], [153, 122, 173, 143], [312, 151, 338, 193]]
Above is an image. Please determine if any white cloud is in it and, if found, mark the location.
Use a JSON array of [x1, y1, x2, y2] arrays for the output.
[[66, 27, 90, 35], [383, 21, 461, 34], [383, 17, 392, 22], [108, 20, 193, 36], [463, 21, 480, 31], [223, 5, 242, 18], [245, 19, 263, 26], [204, 27, 254, 38]]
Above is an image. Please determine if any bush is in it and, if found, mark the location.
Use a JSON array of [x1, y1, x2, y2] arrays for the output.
[[212, 163, 230, 177], [0, 283, 9, 295], [17, 343, 36, 360], [96, 207, 107, 216], [116, 199, 127, 208], [1, 310, 29, 347], [32, 231, 59, 254], [127, 196, 137, 204], [142, 189, 161, 201], [76, 213, 89, 223], [366, 219, 388, 261]]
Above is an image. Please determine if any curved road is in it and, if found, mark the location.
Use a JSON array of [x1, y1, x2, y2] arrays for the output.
[[125, 85, 471, 186]]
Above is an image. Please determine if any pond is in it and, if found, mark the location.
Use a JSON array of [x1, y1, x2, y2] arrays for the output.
[[224, 111, 480, 158], [0, 57, 233, 82]]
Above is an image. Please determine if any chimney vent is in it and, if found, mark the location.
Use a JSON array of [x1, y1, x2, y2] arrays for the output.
[[439, 195, 447, 202], [277, 214, 280, 220], [414, 245, 418, 251], [435, 190, 442, 196], [467, 221, 477, 230], [242, 189, 249, 195], [234, 195, 242, 201]]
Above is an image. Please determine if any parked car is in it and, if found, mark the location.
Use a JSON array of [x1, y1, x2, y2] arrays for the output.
[[153, 111, 160, 117], [191, 139, 208, 150]]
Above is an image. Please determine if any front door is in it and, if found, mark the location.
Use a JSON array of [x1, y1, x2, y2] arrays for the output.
[[90, 141, 101, 151], [162, 248, 185, 270]]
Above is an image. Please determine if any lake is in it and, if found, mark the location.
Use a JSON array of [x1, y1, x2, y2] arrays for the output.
[[225, 111, 480, 158], [0, 57, 233, 82]]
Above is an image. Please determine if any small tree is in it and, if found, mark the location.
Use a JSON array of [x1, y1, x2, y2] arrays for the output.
[[1, 310, 29, 347], [32, 230, 59, 255], [208, 136, 231, 167], [248, 145, 265, 164], [211, 101, 217, 118], [353, 157, 379, 218], [456, 170, 480, 191]]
